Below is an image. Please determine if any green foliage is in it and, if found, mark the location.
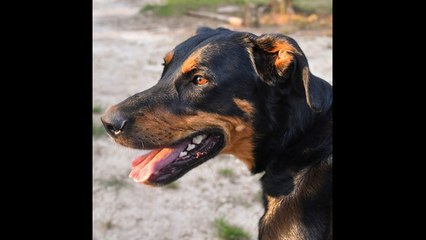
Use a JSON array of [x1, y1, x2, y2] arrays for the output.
[[93, 105, 103, 114], [164, 182, 179, 189], [96, 176, 130, 192], [103, 220, 117, 230], [293, 0, 332, 14], [141, 0, 268, 16], [141, 0, 331, 17], [214, 218, 250, 240], [218, 168, 235, 178], [93, 123, 106, 138]]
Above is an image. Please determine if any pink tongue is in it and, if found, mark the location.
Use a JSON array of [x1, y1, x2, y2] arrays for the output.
[[129, 140, 190, 183]]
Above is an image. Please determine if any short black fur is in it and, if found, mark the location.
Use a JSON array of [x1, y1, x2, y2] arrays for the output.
[[102, 27, 332, 240]]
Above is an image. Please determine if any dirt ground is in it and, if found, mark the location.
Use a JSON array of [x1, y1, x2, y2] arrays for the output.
[[93, 0, 332, 239]]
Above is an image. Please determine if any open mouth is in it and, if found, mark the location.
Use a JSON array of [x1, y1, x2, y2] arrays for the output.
[[129, 131, 225, 186]]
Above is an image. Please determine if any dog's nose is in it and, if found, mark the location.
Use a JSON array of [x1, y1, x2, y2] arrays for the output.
[[101, 107, 129, 137]]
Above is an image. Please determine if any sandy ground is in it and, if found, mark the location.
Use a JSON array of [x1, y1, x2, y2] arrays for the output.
[[93, 0, 332, 239]]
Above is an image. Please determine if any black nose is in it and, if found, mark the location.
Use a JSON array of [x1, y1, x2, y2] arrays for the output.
[[101, 107, 129, 137]]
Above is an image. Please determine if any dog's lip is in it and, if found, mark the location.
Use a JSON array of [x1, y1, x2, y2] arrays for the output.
[[128, 130, 225, 185]]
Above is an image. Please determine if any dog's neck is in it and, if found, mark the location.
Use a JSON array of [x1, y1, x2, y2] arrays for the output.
[[253, 99, 332, 173], [255, 102, 332, 240], [258, 156, 332, 240]]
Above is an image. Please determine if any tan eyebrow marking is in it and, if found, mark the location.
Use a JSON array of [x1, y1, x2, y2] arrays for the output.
[[163, 50, 174, 65], [181, 45, 209, 74]]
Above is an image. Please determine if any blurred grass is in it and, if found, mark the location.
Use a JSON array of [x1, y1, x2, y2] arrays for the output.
[[293, 0, 332, 15], [93, 123, 106, 138], [218, 168, 235, 178], [142, 0, 268, 16], [254, 190, 264, 203], [102, 220, 118, 230], [164, 182, 179, 189], [141, 0, 331, 16], [95, 176, 131, 192], [214, 218, 250, 240], [93, 105, 103, 114]]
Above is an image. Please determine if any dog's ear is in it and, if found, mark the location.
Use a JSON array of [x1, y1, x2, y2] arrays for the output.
[[195, 27, 214, 35], [195, 27, 231, 35], [248, 33, 332, 112]]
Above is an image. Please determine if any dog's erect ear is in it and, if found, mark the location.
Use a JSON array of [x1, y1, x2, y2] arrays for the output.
[[248, 33, 332, 112]]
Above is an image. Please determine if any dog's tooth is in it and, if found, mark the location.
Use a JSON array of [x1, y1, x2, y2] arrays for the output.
[[179, 151, 187, 158], [192, 136, 202, 144], [193, 135, 206, 144], [186, 144, 196, 151]]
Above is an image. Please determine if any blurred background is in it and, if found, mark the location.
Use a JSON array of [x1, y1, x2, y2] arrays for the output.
[[93, 0, 332, 239]]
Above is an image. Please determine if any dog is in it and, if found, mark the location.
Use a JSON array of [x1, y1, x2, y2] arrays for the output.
[[101, 27, 332, 240]]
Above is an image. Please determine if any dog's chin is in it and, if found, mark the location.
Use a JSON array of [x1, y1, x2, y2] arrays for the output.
[[128, 130, 225, 186]]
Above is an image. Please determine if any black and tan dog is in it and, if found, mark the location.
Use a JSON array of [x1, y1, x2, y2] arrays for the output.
[[101, 27, 332, 240]]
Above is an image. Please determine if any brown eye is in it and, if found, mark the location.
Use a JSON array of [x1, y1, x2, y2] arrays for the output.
[[192, 76, 208, 85]]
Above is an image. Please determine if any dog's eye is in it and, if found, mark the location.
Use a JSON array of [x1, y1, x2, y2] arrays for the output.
[[192, 76, 208, 85]]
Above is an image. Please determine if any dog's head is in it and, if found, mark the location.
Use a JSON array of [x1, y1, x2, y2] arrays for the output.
[[101, 27, 332, 186]]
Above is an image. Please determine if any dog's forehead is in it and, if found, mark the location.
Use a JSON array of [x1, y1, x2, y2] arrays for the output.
[[159, 29, 255, 83], [172, 30, 244, 61]]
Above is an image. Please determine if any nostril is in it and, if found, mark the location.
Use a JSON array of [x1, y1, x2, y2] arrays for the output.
[[101, 115, 129, 137], [105, 123, 116, 134], [119, 120, 128, 131]]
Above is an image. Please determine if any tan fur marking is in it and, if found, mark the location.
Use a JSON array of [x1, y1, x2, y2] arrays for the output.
[[263, 196, 284, 225], [302, 67, 313, 108], [181, 46, 208, 73], [293, 158, 331, 198], [256, 38, 301, 76], [233, 98, 254, 117], [181, 55, 198, 73], [269, 41, 298, 76], [163, 51, 174, 65], [275, 49, 294, 76], [132, 109, 255, 170], [246, 47, 259, 76], [115, 137, 135, 147], [267, 40, 298, 54], [261, 195, 304, 240], [260, 161, 332, 239], [235, 125, 245, 132]]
